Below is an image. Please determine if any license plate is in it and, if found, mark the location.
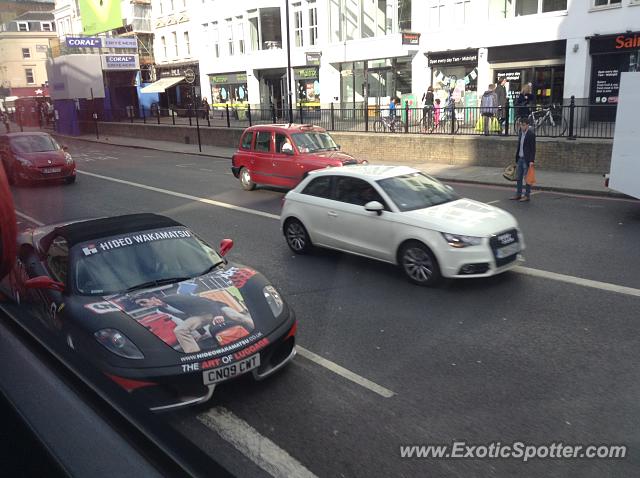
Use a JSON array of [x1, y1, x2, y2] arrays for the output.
[[202, 354, 261, 385], [42, 167, 61, 174], [496, 242, 520, 259]]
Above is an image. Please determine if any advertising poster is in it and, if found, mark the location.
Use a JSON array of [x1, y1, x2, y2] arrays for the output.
[[78, 0, 123, 36]]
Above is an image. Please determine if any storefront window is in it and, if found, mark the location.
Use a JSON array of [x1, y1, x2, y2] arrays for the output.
[[294, 67, 320, 108], [210, 73, 248, 107]]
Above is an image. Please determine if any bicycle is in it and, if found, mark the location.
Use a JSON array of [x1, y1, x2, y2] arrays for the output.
[[515, 104, 567, 137], [372, 114, 405, 133]]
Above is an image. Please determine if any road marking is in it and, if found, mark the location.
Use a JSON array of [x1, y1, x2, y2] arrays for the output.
[[199, 168, 214, 172], [176, 163, 196, 168], [15, 210, 44, 226], [75, 170, 640, 299], [514, 266, 640, 298], [198, 407, 318, 478], [77, 170, 280, 220], [297, 346, 395, 398], [486, 200, 501, 204]]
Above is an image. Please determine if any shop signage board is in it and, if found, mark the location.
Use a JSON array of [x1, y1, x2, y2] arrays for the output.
[[184, 69, 196, 84], [294, 67, 319, 80], [101, 54, 139, 70], [428, 50, 478, 66], [306, 52, 321, 66], [210, 73, 247, 85], [402, 32, 421, 46]]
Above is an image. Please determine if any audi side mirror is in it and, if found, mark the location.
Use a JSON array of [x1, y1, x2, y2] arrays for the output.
[[25, 276, 65, 292], [364, 201, 384, 216], [219, 239, 234, 257]]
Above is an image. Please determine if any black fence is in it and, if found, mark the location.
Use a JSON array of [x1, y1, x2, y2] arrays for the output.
[[81, 96, 617, 140]]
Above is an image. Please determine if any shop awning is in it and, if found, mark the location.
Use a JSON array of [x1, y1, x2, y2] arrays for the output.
[[140, 76, 185, 94]]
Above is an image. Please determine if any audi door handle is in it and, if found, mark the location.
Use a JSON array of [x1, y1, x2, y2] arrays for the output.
[[327, 211, 338, 217]]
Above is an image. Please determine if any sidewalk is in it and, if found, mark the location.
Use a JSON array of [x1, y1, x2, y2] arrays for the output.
[[50, 130, 621, 198]]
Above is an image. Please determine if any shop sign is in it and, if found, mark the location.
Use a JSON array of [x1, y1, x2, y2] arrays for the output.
[[103, 37, 138, 49], [428, 50, 478, 67], [101, 54, 139, 70], [66, 37, 102, 48], [402, 32, 421, 46], [157, 65, 199, 78], [496, 70, 521, 82], [210, 73, 247, 84], [305, 52, 321, 66], [590, 32, 640, 54], [294, 67, 318, 80], [184, 69, 196, 83]]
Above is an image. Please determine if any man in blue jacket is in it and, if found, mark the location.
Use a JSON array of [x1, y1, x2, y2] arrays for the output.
[[511, 117, 536, 202]]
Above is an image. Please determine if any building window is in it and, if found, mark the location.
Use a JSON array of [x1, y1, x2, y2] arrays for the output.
[[308, 1, 318, 45], [40, 22, 52, 31], [226, 18, 234, 55], [542, 0, 567, 11], [398, 0, 411, 31], [161, 35, 167, 57], [246, 8, 281, 50], [293, 2, 303, 47], [248, 10, 259, 50], [429, 0, 446, 29], [184, 31, 190, 55], [236, 17, 245, 54], [65, 18, 70, 33], [454, 0, 471, 23], [593, 0, 621, 6], [172, 31, 178, 56], [25, 68, 34, 84], [17, 22, 29, 32], [345, 0, 359, 40], [22, 48, 31, 59], [211, 22, 219, 57]]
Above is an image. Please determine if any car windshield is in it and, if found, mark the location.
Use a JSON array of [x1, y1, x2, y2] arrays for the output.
[[72, 227, 223, 296], [377, 172, 459, 211], [10, 135, 59, 153], [291, 132, 338, 153]]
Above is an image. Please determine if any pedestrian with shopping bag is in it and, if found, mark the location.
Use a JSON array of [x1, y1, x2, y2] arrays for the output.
[[511, 117, 536, 202]]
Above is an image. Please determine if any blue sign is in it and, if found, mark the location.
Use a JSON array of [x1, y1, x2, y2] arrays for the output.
[[66, 37, 102, 48]]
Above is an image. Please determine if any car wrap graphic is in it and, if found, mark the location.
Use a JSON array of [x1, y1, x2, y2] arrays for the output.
[[96, 267, 258, 354]]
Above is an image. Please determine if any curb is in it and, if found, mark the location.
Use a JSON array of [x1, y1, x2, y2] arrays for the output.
[[52, 134, 232, 161], [53, 133, 632, 200]]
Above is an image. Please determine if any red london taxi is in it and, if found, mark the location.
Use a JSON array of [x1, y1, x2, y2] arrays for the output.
[[231, 124, 366, 190]]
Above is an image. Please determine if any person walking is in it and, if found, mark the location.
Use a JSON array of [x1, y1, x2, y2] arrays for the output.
[[201, 97, 210, 120], [511, 116, 536, 202], [480, 84, 498, 136], [495, 78, 507, 131], [421, 86, 434, 132]]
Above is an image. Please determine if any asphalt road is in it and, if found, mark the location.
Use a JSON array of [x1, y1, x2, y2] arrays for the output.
[[9, 138, 640, 478]]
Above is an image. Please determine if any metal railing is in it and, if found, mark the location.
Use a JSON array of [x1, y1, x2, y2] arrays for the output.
[[79, 96, 617, 140]]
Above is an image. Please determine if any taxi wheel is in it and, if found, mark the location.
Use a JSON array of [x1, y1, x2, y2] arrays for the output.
[[284, 218, 312, 254], [65, 176, 76, 185], [240, 167, 256, 191], [10, 166, 24, 187], [399, 241, 441, 286]]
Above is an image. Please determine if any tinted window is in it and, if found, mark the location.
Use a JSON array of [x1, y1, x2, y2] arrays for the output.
[[254, 131, 271, 152], [241, 131, 253, 150], [301, 176, 333, 198], [47, 236, 69, 283], [335, 177, 385, 206], [10, 135, 59, 153], [73, 227, 223, 296], [377, 172, 459, 211], [275, 133, 291, 153]]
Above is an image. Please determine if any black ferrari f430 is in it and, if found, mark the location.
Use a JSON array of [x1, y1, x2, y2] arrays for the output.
[[2, 214, 297, 410]]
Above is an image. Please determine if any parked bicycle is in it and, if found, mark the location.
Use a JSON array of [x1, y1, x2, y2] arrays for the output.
[[373, 114, 405, 133], [515, 104, 567, 137]]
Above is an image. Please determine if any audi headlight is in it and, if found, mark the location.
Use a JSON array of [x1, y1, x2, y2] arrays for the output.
[[94, 328, 144, 359], [263, 285, 284, 317], [64, 152, 73, 164], [442, 233, 483, 248]]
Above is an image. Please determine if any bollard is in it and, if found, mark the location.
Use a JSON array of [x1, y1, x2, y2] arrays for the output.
[[568, 96, 576, 140], [330, 103, 335, 131]]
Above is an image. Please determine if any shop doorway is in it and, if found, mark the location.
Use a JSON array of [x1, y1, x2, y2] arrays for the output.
[[260, 69, 288, 119]]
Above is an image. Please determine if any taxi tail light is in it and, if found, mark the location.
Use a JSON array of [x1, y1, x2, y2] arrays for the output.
[[105, 373, 157, 392]]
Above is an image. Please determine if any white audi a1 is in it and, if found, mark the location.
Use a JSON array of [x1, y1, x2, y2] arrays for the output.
[[280, 165, 525, 286]]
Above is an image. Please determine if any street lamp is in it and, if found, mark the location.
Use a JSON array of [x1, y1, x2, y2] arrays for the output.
[[284, 0, 293, 123]]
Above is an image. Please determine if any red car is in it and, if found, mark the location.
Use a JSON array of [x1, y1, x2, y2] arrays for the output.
[[0, 132, 76, 186], [231, 124, 366, 190]]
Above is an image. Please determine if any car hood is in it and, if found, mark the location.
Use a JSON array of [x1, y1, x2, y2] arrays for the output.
[[308, 150, 357, 164], [19, 150, 65, 167], [77, 265, 284, 356], [400, 199, 518, 236]]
